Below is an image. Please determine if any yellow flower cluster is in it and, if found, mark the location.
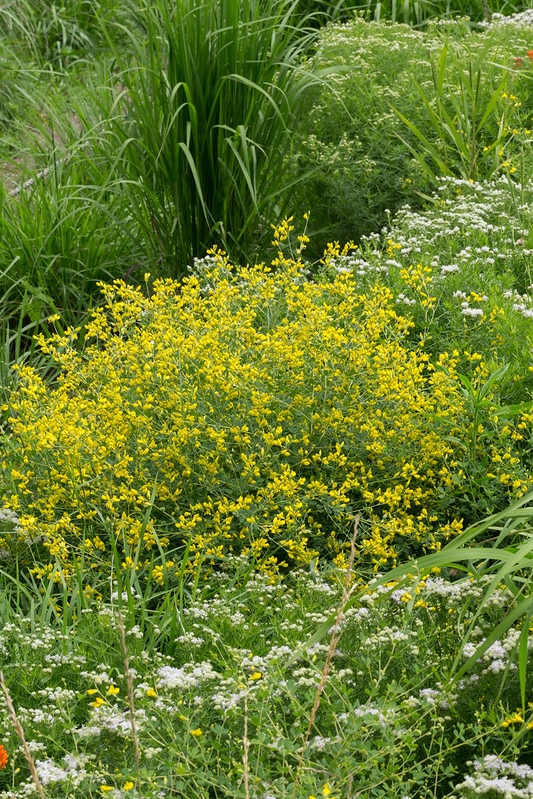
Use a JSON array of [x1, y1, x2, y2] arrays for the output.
[[1, 230, 529, 586]]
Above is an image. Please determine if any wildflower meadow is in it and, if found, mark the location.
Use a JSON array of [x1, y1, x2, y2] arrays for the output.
[[0, 1, 533, 797]]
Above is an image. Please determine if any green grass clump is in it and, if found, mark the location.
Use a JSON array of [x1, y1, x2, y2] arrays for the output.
[[92, 0, 325, 274], [0, 0, 128, 67]]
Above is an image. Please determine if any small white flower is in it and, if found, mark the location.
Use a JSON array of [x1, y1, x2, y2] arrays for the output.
[[35, 760, 69, 785], [461, 307, 484, 318]]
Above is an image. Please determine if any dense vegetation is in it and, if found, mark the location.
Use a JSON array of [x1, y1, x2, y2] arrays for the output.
[[0, 1, 533, 797]]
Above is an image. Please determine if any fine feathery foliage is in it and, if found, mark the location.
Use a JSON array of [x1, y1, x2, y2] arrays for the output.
[[292, 16, 533, 250]]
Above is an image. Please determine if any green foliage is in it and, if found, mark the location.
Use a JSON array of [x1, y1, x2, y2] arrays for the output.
[[351, 175, 533, 394], [394, 35, 527, 182], [0, 149, 145, 396], [351, 0, 533, 26], [94, 0, 325, 275], [298, 489, 533, 727], [291, 17, 533, 251], [0, 0, 127, 67], [0, 563, 530, 798], [321, 175, 533, 524]]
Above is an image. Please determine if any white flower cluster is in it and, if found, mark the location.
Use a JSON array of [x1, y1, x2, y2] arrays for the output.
[[489, 10, 533, 27], [352, 703, 396, 729], [0, 508, 20, 526], [504, 289, 533, 319], [33, 753, 94, 788], [462, 628, 522, 674], [454, 755, 533, 798], [157, 661, 219, 690]]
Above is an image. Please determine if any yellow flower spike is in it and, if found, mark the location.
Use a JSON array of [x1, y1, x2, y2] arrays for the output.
[[190, 728, 203, 737], [107, 685, 120, 696]]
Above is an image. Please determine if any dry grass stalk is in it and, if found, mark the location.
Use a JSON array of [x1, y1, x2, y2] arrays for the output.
[[243, 694, 250, 799], [117, 614, 141, 772], [0, 670, 46, 799], [290, 515, 360, 799]]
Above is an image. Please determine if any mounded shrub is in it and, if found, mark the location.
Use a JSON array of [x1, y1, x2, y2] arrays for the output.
[[0, 223, 530, 589]]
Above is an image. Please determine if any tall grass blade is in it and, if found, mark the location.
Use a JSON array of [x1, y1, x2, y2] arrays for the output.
[[96, 0, 321, 274]]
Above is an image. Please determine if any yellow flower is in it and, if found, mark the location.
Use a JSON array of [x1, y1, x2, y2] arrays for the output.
[[146, 687, 157, 698], [123, 781, 134, 791], [107, 685, 120, 696], [5, 228, 502, 582], [91, 696, 106, 708], [190, 728, 203, 737], [100, 787, 113, 793], [249, 671, 262, 681], [502, 711, 524, 727]]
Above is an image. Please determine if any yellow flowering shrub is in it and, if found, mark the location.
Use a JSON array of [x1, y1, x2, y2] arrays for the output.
[[0, 232, 528, 586]]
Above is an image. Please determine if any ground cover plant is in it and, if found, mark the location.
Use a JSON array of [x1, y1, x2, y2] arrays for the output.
[[0, 2, 533, 798], [0, 562, 532, 799]]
